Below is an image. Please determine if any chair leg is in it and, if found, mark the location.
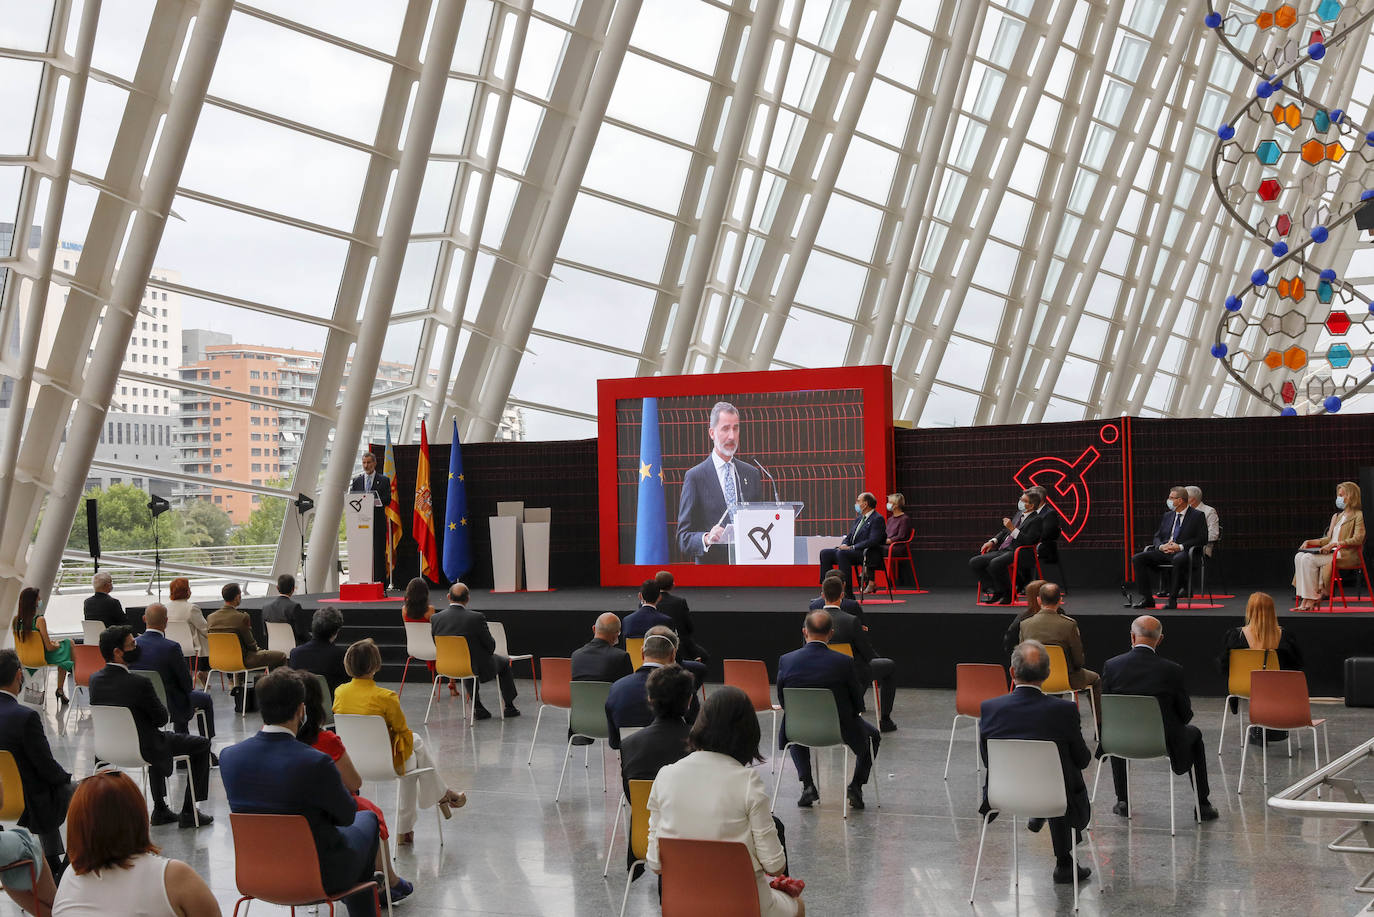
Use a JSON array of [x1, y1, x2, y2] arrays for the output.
[[769, 709, 778, 774], [943, 715, 961, 780], [1261, 729, 1268, 786], [968, 813, 992, 903], [527, 705, 546, 765], [1218, 697, 1230, 757], [1091, 756, 1104, 802], [1071, 825, 1079, 911], [603, 795, 626, 877], [1011, 815, 1019, 887], [771, 743, 794, 812], [555, 736, 576, 802], [601, 741, 607, 794], [1167, 760, 1175, 837], [423, 675, 439, 725], [618, 858, 642, 917], [1237, 725, 1249, 793], [842, 747, 850, 819], [399, 658, 411, 696]]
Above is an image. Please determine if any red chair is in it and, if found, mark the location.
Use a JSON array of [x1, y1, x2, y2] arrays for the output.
[[659, 838, 763, 917], [526, 658, 572, 765], [229, 813, 386, 916], [724, 660, 783, 771], [886, 529, 919, 591], [972, 543, 1037, 605], [943, 664, 1009, 779], [1238, 670, 1330, 796], [1325, 544, 1372, 611]]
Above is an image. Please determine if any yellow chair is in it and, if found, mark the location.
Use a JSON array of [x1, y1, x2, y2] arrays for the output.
[[428, 635, 479, 726], [12, 629, 54, 697], [0, 751, 26, 824], [827, 642, 880, 721], [207, 632, 268, 718], [615, 779, 654, 917], [829, 642, 853, 657], [1042, 644, 1096, 740], [1219, 648, 1272, 756], [626, 638, 644, 670]]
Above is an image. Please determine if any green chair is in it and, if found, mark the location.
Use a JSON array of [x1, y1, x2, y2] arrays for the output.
[[1090, 694, 1200, 836], [771, 687, 879, 818], [556, 681, 612, 801], [133, 669, 209, 737]]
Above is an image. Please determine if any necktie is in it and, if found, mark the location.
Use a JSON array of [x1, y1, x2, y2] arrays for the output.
[[366, 474, 372, 492], [722, 462, 737, 509], [1170, 513, 1181, 541]]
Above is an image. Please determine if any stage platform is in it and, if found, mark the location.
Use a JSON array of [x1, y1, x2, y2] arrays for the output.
[[273, 585, 1372, 697]]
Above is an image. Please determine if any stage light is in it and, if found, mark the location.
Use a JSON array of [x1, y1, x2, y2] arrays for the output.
[[147, 494, 171, 517], [293, 493, 315, 514]]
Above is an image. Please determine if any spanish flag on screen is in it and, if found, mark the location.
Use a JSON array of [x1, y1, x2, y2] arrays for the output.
[[383, 419, 402, 578], [634, 397, 669, 564], [414, 420, 440, 582]]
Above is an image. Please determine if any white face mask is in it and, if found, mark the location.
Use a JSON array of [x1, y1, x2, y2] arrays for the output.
[[886, 502, 893, 512], [853, 503, 863, 514], [1166, 498, 1177, 511], [1018, 500, 1029, 513], [1337, 496, 1347, 511]]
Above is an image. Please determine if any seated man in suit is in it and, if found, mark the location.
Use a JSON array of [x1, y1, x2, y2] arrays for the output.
[[571, 614, 634, 683], [605, 629, 700, 750], [430, 582, 518, 719], [623, 579, 673, 639], [0, 650, 73, 877], [207, 582, 287, 673], [1186, 485, 1220, 558], [654, 571, 707, 664], [818, 575, 898, 732], [1018, 583, 1100, 723], [970, 488, 1049, 604], [1100, 616, 1219, 820], [1132, 486, 1208, 609], [83, 571, 127, 628], [619, 664, 694, 873], [777, 610, 881, 810], [262, 573, 310, 647], [134, 603, 215, 748], [89, 625, 212, 828], [808, 572, 864, 619], [818, 492, 887, 599], [675, 400, 764, 564], [221, 668, 381, 917], [289, 607, 350, 694], [979, 640, 1091, 885]]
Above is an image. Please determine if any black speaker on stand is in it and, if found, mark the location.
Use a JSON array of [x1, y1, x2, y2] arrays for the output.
[[85, 497, 101, 572], [147, 494, 170, 601]]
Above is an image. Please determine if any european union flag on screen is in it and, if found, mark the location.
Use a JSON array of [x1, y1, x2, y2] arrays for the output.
[[442, 420, 473, 582], [634, 397, 669, 565]]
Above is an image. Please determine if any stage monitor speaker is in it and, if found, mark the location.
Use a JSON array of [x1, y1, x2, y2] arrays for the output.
[[1356, 201, 1374, 232], [85, 497, 100, 561]]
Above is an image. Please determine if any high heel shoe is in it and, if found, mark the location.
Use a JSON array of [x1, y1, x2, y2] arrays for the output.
[[54, 689, 68, 704], [437, 790, 467, 819], [448, 680, 459, 697]]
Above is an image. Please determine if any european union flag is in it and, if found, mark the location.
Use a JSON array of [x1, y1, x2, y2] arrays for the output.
[[442, 420, 473, 582], [634, 397, 669, 564]]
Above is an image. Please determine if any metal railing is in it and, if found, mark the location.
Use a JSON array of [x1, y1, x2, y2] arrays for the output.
[[1269, 736, 1374, 901], [54, 543, 346, 595]]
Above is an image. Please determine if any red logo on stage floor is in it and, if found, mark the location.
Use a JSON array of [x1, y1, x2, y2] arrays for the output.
[[1014, 446, 1101, 542]]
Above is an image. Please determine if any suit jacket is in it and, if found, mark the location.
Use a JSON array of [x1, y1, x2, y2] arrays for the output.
[[83, 592, 127, 628], [825, 604, 878, 684], [206, 605, 266, 657], [571, 638, 634, 683], [1149, 506, 1207, 552], [1018, 609, 1088, 677], [1099, 645, 1197, 774], [655, 591, 704, 661], [809, 595, 864, 620], [675, 456, 763, 562], [0, 692, 70, 832], [89, 663, 173, 775], [133, 630, 196, 727], [841, 511, 888, 569], [619, 715, 690, 799], [989, 507, 1048, 552], [1313, 510, 1366, 570], [262, 595, 309, 646], [776, 641, 866, 750], [349, 472, 390, 506], [623, 605, 673, 640], [605, 664, 700, 749], [430, 604, 497, 682], [978, 685, 1090, 829], [1038, 510, 1063, 562], [289, 638, 350, 694]]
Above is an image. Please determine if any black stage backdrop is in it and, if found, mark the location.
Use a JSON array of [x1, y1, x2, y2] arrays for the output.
[[380, 413, 1373, 591]]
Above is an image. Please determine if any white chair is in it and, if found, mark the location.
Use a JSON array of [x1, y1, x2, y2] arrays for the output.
[[333, 714, 444, 858], [164, 620, 202, 683], [81, 620, 104, 645], [970, 738, 1092, 910], [91, 705, 202, 826], [490, 621, 537, 700], [265, 621, 296, 654], [399, 622, 437, 696]]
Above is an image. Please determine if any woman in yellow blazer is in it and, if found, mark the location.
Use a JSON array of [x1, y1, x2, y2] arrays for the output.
[[1294, 481, 1366, 610], [333, 639, 466, 846]]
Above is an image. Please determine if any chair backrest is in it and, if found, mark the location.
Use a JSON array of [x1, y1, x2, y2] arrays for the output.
[[90, 705, 148, 768], [985, 738, 1067, 818], [1250, 669, 1315, 730], [265, 621, 296, 653], [82, 620, 105, 645], [569, 681, 613, 740], [229, 813, 329, 905], [954, 663, 1009, 718], [12, 629, 45, 669], [1227, 648, 1272, 698], [780, 687, 844, 749], [403, 621, 437, 661], [164, 621, 197, 657], [489, 621, 511, 657], [628, 779, 653, 862], [313, 674, 335, 727], [828, 642, 854, 657], [132, 669, 169, 710], [0, 751, 26, 823], [659, 838, 762, 917], [723, 659, 774, 713], [1098, 694, 1168, 760], [208, 631, 247, 672], [539, 658, 572, 709], [434, 635, 476, 680], [72, 643, 104, 688], [333, 714, 401, 782], [626, 637, 644, 670], [1041, 644, 1072, 694]]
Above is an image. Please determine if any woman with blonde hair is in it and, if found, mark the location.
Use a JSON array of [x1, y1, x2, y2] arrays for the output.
[[1219, 592, 1304, 742], [1293, 481, 1365, 610]]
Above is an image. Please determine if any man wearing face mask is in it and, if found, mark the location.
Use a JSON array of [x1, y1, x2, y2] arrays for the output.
[[676, 401, 764, 563], [819, 493, 887, 600], [1131, 486, 1208, 609], [971, 489, 1048, 604]]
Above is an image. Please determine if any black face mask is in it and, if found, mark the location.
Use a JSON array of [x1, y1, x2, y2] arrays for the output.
[[121, 646, 141, 666]]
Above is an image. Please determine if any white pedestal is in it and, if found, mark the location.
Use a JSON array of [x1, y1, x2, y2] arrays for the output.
[[490, 515, 522, 592], [344, 495, 378, 584], [523, 520, 551, 592]]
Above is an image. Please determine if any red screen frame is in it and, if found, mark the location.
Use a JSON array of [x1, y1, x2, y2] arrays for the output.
[[597, 365, 894, 587]]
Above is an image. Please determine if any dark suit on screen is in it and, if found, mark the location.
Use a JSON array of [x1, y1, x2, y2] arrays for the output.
[[970, 506, 1048, 601], [777, 641, 879, 788], [675, 455, 763, 563], [83, 592, 127, 628], [1131, 506, 1207, 604], [571, 638, 634, 683], [819, 511, 886, 597], [0, 691, 72, 852], [134, 628, 214, 739], [431, 604, 516, 708]]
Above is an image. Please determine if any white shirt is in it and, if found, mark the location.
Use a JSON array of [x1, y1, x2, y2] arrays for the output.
[[711, 450, 739, 501], [261, 725, 296, 736]]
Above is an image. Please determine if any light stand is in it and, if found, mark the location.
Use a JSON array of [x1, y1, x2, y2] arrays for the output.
[[293, 493, 314, 594], [147, 494, 170, 601]]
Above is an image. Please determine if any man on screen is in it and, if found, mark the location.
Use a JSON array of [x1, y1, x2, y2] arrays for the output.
[[676, 401, 764, 563]]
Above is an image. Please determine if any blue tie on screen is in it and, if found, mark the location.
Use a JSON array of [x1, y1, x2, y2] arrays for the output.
[[634, 397, 669, 564], [723, 461, 738, 509]]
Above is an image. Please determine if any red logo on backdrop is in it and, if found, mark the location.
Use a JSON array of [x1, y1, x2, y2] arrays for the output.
[[1014, 441, 1105, 543]]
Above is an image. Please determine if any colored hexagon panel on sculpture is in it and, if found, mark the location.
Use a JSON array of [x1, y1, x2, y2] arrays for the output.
[[1302, 139, 1327, 164], [1258, 178, 1282, 200], [1327, 344, 1353, 368], [1313, 109, 1332, 132], [1281, 380, 1297, 404], [1256, 140, 1282, 164], [1325, 310, 1351, 334], [1256, 10, 1274, 27], [1317, 0, 1342, 21], [1276, 4, 1298, 27], [1317, 280, 1334, 303], [1276, 213, 1291, 235], [1284, 346, 1308, 370], [1327, 142, 1345, 162], [1264, 349, 1284, 369], [1276, 277, 1306, 300]]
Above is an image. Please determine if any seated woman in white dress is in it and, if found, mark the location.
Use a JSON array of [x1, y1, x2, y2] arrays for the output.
[[1293, 481, 1366, 610], [647, 686, 805, 917]]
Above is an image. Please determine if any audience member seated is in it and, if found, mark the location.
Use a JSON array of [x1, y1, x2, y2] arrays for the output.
[[1018, 583, 1100, 720], [297, 671, 412, 904], [51, 771, 219, 917], [0, 781, 54, 915], [1186, 486, 1220, 558], [818, 492, 886, 599], [606, 631, 699, 750], [653, 571, 708, 664], [808, 572, 863, 618], [134, 604, 215, 749], [12, 587, 72, 704], [0, 650, 73, 878], [165, 577, 209, 679], [1002, 579, 1047, 659], [1219, 592, 1304, 743], [402, 577, 436, 623], [777, 611, 880, 811], [572, 614, 634, 683], [817, 576, 898, 732], [648, 686, 803, 917], [89, 626, 213, 829], [881, 493, 914, 591], [979, 640, 1091, 886], [289, 608, 350, 695], [623, 580, 673, 639], [1100, 615, 1218, 821], [221, 668, 382, 917], [1293, 481, 1365, 610], [207, 583, 287, 673], [332, 639, 466, 847], [620, 665, 694, 801], [970, 488, 1049, 604], [1131, 486, 1207, 609], [430, 583, 519, 718], [262, 574, 310, 646], [82, 573, 127, 629]]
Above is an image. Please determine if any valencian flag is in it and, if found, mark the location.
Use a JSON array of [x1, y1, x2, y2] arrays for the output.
[[634, 397, 669, 564], [442, 420, 473, 581], [413, 420, 440, 582], [383, 419, 402, 579]]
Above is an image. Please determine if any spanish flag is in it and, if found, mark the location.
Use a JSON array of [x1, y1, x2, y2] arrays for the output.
[[383, 419, 402, 579], [413, 420, 439, 582]]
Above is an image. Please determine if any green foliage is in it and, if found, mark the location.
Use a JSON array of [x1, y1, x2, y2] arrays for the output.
[[230, 479, 288, 547], [67, 484, 189, 552], [183, 500, 232, 547]]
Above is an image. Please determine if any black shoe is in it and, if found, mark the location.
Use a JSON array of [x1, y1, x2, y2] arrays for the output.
[[879, 718, 898, 733], [571, 735, 593, 746], [1053, 863, 1091, 884], [472, 706, 492, 721], [210, 752, 219, 768], [797, 783, 819, 808], [846, 785, 865, 810], [1026, 817, 1045, 833], [55, 689, 69, 704], [1227, 696, 1240, 715], [630, 862, 645, 882], [178, 809, 213, 829], [1112, 801, 1129, 817], [1198, 802, 1220, 821], [503, 706, 521, 718], [150, 805, 178, 826], [1153, 590, 1169, 599], [1132, 598, 1156, 609]]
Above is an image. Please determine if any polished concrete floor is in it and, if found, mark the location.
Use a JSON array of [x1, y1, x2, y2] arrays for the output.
[[36, 675, 1374, 916]]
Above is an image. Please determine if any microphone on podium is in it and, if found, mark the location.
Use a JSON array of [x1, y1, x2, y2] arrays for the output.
[[749, 458, 781, 503]]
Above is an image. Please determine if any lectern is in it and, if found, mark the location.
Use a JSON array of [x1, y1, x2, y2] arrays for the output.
[[344, 493, 380, 584], [727, 502, 805, 565]]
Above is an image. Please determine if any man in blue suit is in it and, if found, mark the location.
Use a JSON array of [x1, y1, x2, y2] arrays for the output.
[[1131, 485, 1209, 609], [777, 610, 880, 810], [622, 580, 673, 638], [604, 629, 700, 749], [220, 668, 384, 916], [675, 401, 764, 563], [134, 603, 215, 746], [0, 650, 72, 877], [818, 492, 887, 598]]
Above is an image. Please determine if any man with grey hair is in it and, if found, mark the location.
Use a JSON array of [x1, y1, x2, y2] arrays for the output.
[[675, 400, 763, 563], [978, 639, 1093, 885], [1131, 485, 1208, 609], [83, 571, 128, 628], [1099, 615, 1218, 820], [1185, 486, 1220, 558], [605, 624, 699, 749]]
